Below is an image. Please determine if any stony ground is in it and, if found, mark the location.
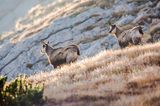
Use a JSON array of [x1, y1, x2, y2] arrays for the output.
[[1, 0, 121, 79], [0, 0, 160, 105], [1, 0, 159, 80]]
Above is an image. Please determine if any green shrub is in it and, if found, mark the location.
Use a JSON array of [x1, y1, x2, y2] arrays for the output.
[[0, 75, 44, 106]]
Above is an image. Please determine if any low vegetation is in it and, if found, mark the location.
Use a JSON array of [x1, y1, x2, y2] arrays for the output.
[[29, 42, 160, 106], [0, 75, 44, 106], [1, 0, 159, 106]]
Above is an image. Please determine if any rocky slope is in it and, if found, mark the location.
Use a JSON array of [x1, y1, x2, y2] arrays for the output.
[[0, 0, 159, 81]]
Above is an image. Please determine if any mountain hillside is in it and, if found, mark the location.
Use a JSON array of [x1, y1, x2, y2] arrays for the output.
[[0, 0, 160, 105], [29, 42, 160, 106], [1, 0, 159, 80]]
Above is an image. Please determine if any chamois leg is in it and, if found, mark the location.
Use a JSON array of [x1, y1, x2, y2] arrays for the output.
[[54, 65, 57, 69], [54, 64, 62, 69], [132, 37, 141, 45], [69, 58, 77, 63]]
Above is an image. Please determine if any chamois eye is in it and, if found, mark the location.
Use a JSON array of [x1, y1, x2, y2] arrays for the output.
[[43, 45, 46, 48]]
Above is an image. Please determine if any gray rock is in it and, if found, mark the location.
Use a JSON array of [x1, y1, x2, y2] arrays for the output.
[[116, 15, 135, 26], [0, 4, 120, 80]]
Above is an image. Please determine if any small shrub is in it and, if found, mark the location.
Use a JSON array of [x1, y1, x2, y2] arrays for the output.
[[0, 75, 44, 106]]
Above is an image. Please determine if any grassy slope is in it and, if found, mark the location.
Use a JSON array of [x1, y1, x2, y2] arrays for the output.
[[29, 42, 160, 106]]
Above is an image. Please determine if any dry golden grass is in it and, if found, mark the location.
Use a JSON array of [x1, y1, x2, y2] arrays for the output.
[[28, 42, 160, 106]]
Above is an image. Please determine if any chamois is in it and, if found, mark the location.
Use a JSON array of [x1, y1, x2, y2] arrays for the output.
[[109, 24, 144, 48], [41, 41, 80, 68]]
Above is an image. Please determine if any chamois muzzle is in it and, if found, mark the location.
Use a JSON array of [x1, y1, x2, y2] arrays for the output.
[[109, 24, 116, 33], [40, 41, 49, 54]]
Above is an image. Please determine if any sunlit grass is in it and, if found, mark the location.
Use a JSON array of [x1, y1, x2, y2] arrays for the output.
[[29, 42, 160, 105]]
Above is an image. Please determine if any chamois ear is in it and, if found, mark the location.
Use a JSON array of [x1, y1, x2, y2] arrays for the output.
[[47, 41, 49, 44], [40, 40, 46, 45]]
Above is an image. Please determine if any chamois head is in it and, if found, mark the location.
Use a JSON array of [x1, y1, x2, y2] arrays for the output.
[[109, 24, 117, 33], [108, 21, 122, 37], [40, 41, 50, 54], [108, 21, 116, 33]]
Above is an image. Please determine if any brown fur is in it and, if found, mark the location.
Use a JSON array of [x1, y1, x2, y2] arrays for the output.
[[109, 24, 144, 48], [41, 41, 80, 68]]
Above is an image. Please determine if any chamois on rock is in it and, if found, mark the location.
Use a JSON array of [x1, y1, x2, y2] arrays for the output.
[[109, 24, 144, 48], [41, 41, 80, 68]]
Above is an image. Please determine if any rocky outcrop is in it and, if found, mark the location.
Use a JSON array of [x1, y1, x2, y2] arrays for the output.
[[0, 6, 120, 80], [0, 0, 159, 80]]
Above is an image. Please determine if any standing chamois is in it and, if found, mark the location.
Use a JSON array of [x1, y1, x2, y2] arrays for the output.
[[41, 41, 80, 68], [109, 24, 144, 48]]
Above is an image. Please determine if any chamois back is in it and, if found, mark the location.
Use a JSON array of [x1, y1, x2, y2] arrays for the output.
[[109, 24, 144, 48], [41, 41, 80, 68]]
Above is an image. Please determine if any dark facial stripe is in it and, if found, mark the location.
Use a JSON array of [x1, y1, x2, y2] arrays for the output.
[[109, 25, 116, 33]]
